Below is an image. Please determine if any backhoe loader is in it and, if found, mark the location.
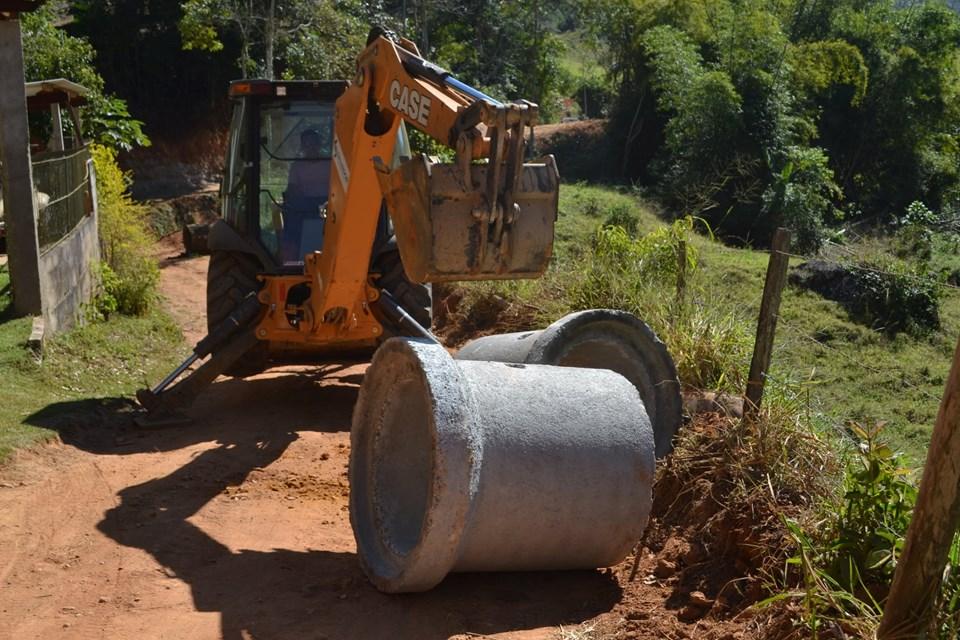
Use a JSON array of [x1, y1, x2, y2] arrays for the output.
[[137, 28, 560, 415]]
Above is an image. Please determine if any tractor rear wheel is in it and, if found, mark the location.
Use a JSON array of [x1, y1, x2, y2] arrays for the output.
[[372, 249, 432, 340], [206, 250, 269, 378]]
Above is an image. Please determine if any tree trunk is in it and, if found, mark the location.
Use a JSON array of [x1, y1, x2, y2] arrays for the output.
[[264, 0, 276, 80], [878, 334, 960, 638], [419, 0, 429, 54]]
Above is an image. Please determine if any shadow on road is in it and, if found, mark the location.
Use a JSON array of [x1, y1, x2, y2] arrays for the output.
[[25, 368, 622, 639], [24, 367, 358, 455], [95, 430, 620, 639]]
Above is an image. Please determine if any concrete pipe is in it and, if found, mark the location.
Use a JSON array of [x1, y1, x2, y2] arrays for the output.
[[456, 309, 682, 458], [350, 338, 655, 593]]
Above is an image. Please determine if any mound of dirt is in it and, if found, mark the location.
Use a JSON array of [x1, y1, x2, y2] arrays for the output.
[[789, 260, 860, 304], [583, 413, 819, 639], [533, 118, 607, 143], [790, 258, 941, 335], [432, 283, 541, 347], [532, 119, 614, 182]]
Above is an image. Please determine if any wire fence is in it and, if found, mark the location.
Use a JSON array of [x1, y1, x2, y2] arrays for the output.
[[31, 147, 92, 251], [738, 237, 954, 457], [780, 245, 960, 292]]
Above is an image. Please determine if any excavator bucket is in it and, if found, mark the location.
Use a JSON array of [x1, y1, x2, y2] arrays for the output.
[[375, 154, 559, 283]]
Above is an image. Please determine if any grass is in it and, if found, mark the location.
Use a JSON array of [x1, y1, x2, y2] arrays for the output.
[[446, 182, 956, 465], [0, 264, 186, 462], [699, 239, 958, 463]]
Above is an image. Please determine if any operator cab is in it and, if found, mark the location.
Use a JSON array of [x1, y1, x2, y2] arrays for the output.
[[222, 80, 342, 270], [222, 79, 411, 272]]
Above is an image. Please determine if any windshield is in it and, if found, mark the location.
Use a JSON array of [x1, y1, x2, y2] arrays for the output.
[[258, 101, 335, 267]]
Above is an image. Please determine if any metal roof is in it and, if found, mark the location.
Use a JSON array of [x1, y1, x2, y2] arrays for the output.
[[24, 79, 89, 108], [25, 79, 89, 98]]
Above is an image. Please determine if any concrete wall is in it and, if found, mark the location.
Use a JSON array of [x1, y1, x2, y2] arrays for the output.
[[37, 165, 100, 334]]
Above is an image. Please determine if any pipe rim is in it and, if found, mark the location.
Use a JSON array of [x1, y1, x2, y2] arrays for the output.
[[350, 338, 481, 592]]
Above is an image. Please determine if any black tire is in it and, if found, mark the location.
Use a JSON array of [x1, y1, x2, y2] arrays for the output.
[[206, 250, 269, 378], [371, 249, 432, 340]]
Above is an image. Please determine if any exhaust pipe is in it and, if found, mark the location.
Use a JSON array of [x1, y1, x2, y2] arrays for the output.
[[350, 338, 655, 593], [455, 310, 682, 458]]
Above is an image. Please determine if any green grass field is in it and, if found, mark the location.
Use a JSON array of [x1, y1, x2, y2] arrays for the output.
[[0, 265, 185, 462]]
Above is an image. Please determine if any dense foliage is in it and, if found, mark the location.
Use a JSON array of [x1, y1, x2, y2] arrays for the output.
[[176, 0, 577, 120], [27, 0, 960, 250], [178, 0, 369, 80], [21, 6, 149, 151], [89, 145, 159, 316], [69, 0, 241, 139], [582, 0, 960, 251]]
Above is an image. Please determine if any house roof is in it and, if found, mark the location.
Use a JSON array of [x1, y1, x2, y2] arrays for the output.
[[25, 79, 89, 108]]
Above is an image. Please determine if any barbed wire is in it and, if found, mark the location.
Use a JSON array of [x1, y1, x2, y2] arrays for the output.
[[749, 245, 960, 293]]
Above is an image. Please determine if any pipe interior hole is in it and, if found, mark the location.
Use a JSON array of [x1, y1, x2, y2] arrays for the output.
[[373, 375, 433, 558]]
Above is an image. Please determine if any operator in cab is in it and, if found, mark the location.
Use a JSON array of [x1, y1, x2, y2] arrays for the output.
[[282, 128, 331, 261]]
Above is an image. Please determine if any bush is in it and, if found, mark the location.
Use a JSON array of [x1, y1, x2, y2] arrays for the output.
[[603, 203, 640, 235], [587, 216, 701, 285], [895, 201, 941, 264], [848, 259, 942, 336], [91, 144, 159, 316], [763, 146, 842, 254], [782, 422, 916, 634], [826, 421, 916, 593]]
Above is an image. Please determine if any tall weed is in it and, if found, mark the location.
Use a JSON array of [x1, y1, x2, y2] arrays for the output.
[[774, 421, 920, 637], [660, 304, 751, 391], [570, 217, 748, 390], [935, 534, 960, 639], [91, 144, 158, 316], [441, 210, 750, 392]]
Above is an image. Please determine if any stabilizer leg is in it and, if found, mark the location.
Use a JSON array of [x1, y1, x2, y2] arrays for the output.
[[136, 293, 263, 425]]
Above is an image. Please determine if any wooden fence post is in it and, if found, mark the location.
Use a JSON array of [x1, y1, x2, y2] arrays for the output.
[[878, 335, 960, 638], [674, 238, 687, 319], [744, 228, 791, 418]]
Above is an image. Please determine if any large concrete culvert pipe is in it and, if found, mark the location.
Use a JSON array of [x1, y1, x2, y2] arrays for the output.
[[456, 309, 682, 458], [350, 338, 655, 593]]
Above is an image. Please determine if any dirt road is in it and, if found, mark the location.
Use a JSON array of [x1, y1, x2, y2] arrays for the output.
[[0, 242, 620, 640]]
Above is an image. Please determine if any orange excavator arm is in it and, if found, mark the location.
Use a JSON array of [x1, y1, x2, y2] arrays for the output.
[[257, 29, 558, 343]]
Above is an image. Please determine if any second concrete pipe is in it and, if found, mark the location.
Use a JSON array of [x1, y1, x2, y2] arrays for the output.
[[456, 309, 683, 458], [350, 338, 655, 593]]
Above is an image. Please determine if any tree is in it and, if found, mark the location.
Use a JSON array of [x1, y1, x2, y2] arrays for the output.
[[71, 0, 240, 141], [179, 0, 366, 80], [414, 1, 569, 117], [581, 0, 960, 250], [21, 6, 149, 151]]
